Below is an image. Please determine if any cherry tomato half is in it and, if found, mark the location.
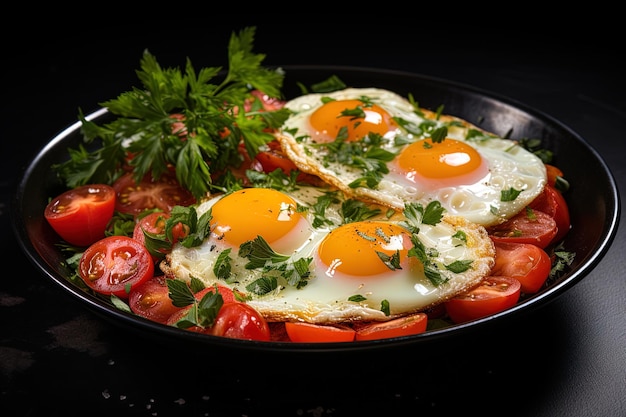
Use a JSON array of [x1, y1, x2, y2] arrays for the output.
[[236, 140, 324, 186], [209, 302, 271, 341], [284, 322, 356, 343], [166, 285, 250, 334], [244, 90, 286, 112], [487, 208, 557, 249], [354, 313, 428, 341], [112, 172, 196, 216], [78, 235, 154, 299], [490, 240, 552, 294], [128, 276, 182, 324], [545, 164, 564, 187], [529, 184, 571, 244], [44, 184, 116, 247], [132, 211, 189, 262], [444, 276, 521, 324]]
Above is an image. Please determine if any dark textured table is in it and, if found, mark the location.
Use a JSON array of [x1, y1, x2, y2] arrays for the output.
[[2, 21, 624, 416]]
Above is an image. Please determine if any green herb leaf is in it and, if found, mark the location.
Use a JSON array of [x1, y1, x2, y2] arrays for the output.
[[501, 187, 522, 202], [239, 236, 290, 269], [53, 27, 286, 201]]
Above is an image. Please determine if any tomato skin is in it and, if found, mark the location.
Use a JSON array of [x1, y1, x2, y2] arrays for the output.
[[209, 302, 271, 341], [78, 235, 155, 299], [490, 240, 552, 294], [529, 184, 571, 244], [245, 90, 286, 112], [236, 140, 323, 186], [285, 322, 356, 343], [112, 172, 196, 216], [193, 284, 242, 304], [165, 285, 249, 334], [132, 211, 170, 262], [545, 164, 564, 187], [44, 184, 116, 247], [254, 147, 301, 175], [488, 208, 557, 249], [133, 211, 170, 240], [444, 276, 521, 324], [132, 211, 188, 262], [354, 313, 428, 341], [166, 305, 204, 333], [128, 276, 182, 323]]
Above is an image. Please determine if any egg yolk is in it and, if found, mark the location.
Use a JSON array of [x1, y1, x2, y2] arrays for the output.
[[395, 138, 489, 188], [308, 99, 397, 143], [210, 188, 307, 251], [317, 221, 411, 277]]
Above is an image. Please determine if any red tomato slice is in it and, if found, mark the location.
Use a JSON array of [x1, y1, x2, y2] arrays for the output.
[[165, 285, 247, 333], [128, 276, 182, 323], [44, 184, 116, 247], [166, 306, 204, 333], [444, 276, 521, 324], [78, 235, 154, 299], [132, 211, 189, 262], [354, 313, 428, 341], [236, 140, 323, 186], [545, 164, 564, 187], [490, 240, 552, 294], [132, 211, 171, 262], [193, 284, 242, 304], [487, 208, 557, 249], [284, 322, 356, 343], [529, 184, 571, 244], [209, 302, 270, 341], [245, 90, 286, 112], [254, 146, 301, 175], [112, 172, 196, 216]]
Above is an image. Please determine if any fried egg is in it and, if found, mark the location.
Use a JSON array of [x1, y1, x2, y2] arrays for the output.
[[161, 186, 495, 324], [276, 87, 547, 227]]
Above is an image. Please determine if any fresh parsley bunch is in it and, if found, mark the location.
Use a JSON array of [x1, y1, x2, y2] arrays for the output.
[[53, 26, 291, 200]]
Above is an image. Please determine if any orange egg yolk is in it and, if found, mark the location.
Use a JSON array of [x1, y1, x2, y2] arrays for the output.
[[395, 138, 488, 188], [317, 221, 411, 277], [308, 99, 397, 143], [210, 188, 306, 250]]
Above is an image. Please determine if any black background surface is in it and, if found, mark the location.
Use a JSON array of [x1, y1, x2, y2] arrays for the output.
[[1, 18, 624, 417]]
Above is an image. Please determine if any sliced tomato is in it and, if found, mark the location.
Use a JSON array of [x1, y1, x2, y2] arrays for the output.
[[128, 276, 182, 324], [545, 164, 564, 187], [529, 184, 571, 244], [132, 211, 189, 262], [193, 284, 242, 304], [444, 276, 521, 324], [44, 184, 116, 247], [254, 145, 301, 175], [354, 313, 428, 341], [487, 208, 557, 249], [209, 302, 271, 341], [284, 322, 356, 343], [166, 305, 205, 333], [235, 140, 323, 186], [132, 211, 171, 262], [166, 285, 248, 333], [112, 171, 196, 216], [245, 90, 286, 112], [78, 235, 154, 299], [490, 240, 552, 294]]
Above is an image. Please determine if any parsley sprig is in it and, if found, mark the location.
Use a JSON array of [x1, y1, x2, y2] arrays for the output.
[[53, 27, 290, 200]]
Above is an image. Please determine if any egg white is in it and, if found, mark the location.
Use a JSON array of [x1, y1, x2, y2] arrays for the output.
[[277, 87, 547, 227], [161, 186, 496, 324]]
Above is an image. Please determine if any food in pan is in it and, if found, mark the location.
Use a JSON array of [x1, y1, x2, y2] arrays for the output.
[[277, 87, 548, 227], [42, 27, 574, 343], [160, 186, 496, 324]]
